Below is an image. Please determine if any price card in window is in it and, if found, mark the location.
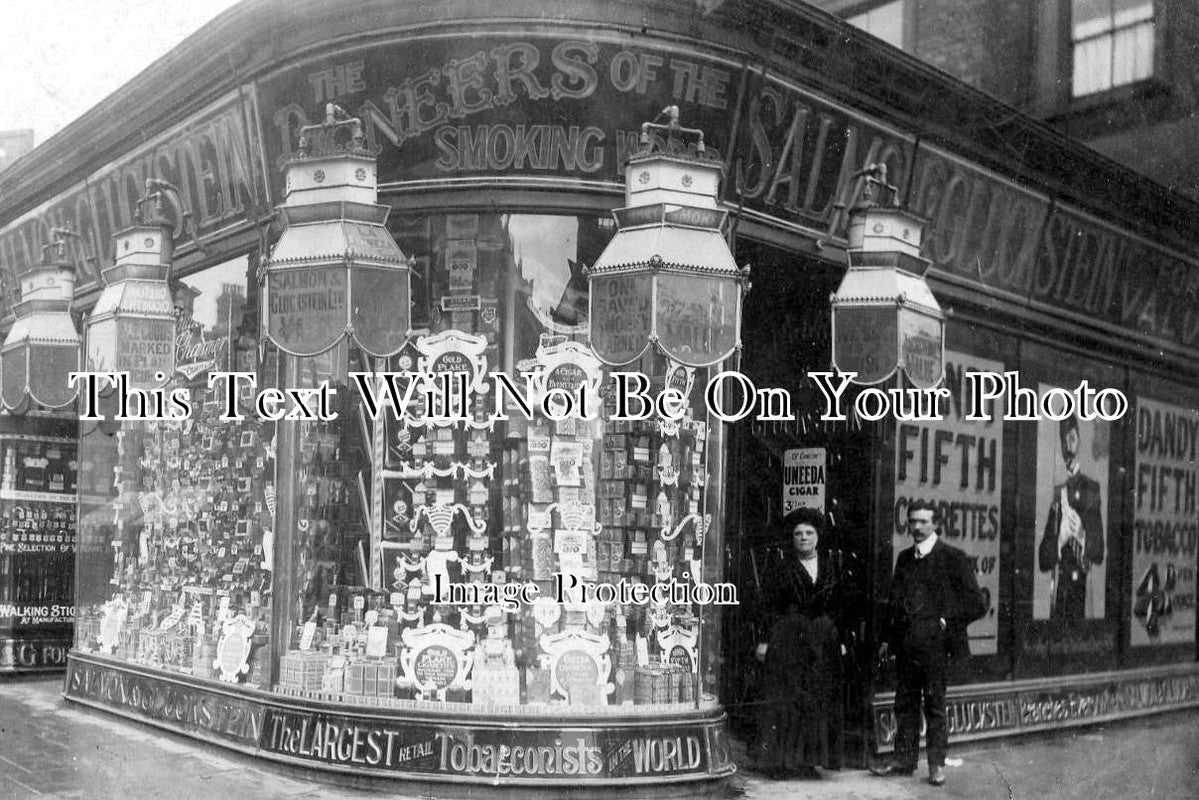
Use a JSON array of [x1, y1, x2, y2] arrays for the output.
[[300, 621, 318, 651], [446, 240, 477, 290], [635, 634, 650, 667], [559, 551, 585, 577], [528, 430, 551, 453], [554, 530, 587, 556], [366, 626, 389, 658], [446, 214, 479, 239]]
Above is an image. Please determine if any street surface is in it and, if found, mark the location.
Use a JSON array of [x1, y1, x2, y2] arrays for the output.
[[0, 674, 1195, 799]]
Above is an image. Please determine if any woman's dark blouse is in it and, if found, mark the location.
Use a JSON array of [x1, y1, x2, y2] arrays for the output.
[[759, 550, 847, 628]]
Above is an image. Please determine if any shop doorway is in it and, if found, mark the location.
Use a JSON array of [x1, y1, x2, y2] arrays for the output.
[[722, 239, 877, 768]]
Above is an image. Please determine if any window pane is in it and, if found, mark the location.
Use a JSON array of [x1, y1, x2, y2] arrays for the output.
[[869, 1, 905, 49], [1073, 0, 1114, 40], [1113, 22, 1154, 85], [848, 1, 905, 50], [1114, 0, 1153, 26], [1073, 34, 1113, 95]]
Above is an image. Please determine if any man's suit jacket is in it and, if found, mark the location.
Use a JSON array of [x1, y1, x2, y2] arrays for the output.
[[884, 539, 987, 661], [1038, 471, 1104, 576]]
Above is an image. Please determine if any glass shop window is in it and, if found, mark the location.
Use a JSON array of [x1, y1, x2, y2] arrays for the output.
[[74, 256, 274, 683], [1072, 0, 1154, 96], [847, 1, 906, 50], [0, 434, 78, 641], [272, 212, 728, 712]]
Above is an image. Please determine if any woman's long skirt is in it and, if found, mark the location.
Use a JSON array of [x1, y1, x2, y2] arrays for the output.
[[756, 612, 843, 771]]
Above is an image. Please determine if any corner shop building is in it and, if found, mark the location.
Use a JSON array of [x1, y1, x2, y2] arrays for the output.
[[0, 0, 1195, 788]]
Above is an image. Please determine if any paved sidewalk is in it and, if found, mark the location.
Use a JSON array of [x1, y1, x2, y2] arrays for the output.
[[1, 674, 1196, 799]]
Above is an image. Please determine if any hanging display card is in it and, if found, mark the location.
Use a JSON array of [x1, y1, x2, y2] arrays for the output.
[[299, 621, 318, 651], [446, 240, 477, 290]]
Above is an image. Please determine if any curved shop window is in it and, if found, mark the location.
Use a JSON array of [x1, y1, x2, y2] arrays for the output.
[[75, 256, 267, 675], [75, 213, 730, 714]]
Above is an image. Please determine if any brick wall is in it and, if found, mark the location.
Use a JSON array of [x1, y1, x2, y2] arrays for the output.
[[911, 0, 1035, 107]]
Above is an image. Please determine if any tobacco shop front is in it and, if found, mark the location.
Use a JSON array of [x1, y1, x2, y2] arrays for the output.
[[0, 0, 1194, 789]]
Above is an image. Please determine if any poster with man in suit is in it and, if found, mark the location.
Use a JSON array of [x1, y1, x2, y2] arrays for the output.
[[1034, 386, 1109, 620]]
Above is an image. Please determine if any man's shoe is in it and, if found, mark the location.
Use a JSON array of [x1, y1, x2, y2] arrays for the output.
[[929, 765, 946, 786], [870, 761, 915, 776]]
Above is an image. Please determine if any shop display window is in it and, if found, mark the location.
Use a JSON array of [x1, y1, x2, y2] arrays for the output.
[[73, 213, 729, 714], [74, 257, 274, 683], [0, 432, 78, 656], [272, 212, 727, 713]]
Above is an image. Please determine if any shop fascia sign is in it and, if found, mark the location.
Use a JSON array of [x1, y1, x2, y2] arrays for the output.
[[0, 90, 263, 304], [264, 36, 914, 248]]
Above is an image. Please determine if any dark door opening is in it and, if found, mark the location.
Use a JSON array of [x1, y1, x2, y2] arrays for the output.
[[722, 239, 877, 768]]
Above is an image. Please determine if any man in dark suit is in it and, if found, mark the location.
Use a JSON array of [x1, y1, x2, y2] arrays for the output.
[[874, 499, 987, 787], [1038, 416, 1104, 619]]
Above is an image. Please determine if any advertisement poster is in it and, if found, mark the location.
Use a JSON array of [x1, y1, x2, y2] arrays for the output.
[[1032, 384, 1110, 621], [893, 351, 1002, 655], [1130, 397, 1198, 646], [782, 448, 826, 514]]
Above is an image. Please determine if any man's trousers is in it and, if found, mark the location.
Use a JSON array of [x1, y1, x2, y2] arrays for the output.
[[893, 630, 948, 769]]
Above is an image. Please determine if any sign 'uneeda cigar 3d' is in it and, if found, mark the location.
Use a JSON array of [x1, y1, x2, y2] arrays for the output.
[[66, 369, 1130, 425]]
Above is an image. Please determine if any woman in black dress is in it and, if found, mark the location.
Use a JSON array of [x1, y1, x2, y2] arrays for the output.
[[754, 507, 846, 778]]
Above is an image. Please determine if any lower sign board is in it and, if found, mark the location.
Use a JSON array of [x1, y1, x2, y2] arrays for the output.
[[64, 653, 732, 784]]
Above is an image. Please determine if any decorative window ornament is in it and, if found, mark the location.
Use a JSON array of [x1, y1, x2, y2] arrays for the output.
[[398, 623, 476, 699], [656, 624, 700, 675], [539, 629, 614, 703], [213, 614, 256, 683]]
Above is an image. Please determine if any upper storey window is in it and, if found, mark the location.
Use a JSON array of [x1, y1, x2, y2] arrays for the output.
[[847, 0, 906, 50], [1072, 0, 1154, 96]]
